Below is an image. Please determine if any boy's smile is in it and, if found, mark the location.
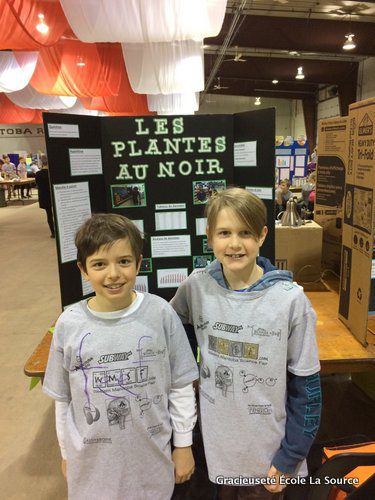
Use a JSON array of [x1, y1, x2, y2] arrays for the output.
[[208, 207, 267, 290], [78, 238, 141, 312]]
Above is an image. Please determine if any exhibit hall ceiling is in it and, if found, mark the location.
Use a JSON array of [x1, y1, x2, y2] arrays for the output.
[[203, 0, 375, 102]]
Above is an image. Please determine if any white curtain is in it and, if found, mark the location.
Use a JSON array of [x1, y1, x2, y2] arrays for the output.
[[6, 85, 77, 110], [147, 92, 199, 114], [122, 40, 204, 94], [60, 0, 227, 42], [54, 99, 102, 115], [0, 52, 38, 92]]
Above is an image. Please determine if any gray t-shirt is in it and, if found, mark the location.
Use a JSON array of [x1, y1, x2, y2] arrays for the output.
[[43, 293, 198, 500], [171, 269, 320, 482]]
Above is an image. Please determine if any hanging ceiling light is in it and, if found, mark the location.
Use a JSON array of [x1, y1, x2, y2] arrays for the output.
[[36, 13, 49, 34], [343, 33, 356, 50], [254, 97, 261, 106], [76, 57, 86, 67], [295, 66, 305, 80], [272, 79, 279, 84]]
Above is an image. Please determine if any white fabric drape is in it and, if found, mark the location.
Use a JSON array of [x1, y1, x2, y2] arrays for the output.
[[122, 40, 204, 95], [147, 92, 199, 115], [6, 85, 77, 110], [60, 0, 227, 43], [54, 99, 102, 115], [0, 52, 38, 92]]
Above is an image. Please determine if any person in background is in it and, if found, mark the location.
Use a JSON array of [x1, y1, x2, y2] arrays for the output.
[[35, 156, 55, 238], [275, 178, 292, 215], [17, 157, 31, 199], [301, 172, 316, 208], [1, 155, 17, 200]]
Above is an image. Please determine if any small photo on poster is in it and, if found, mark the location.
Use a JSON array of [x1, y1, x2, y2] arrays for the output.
[[193, 179, 226, 205], [140, 258, 152, 273], [111, 183, 146, 208], [135, 276, 148, 293], [202, 238, 213, 254], [193, 255, 213, 269], [157, 268, 188, 288]]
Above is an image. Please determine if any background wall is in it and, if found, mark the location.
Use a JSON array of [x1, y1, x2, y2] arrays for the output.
[[0, 124, 46, 155], [358, 57, 375, 101]]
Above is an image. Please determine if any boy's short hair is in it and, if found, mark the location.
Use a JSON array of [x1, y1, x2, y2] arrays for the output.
[[204, 187, 267, 241], [75, 213, 143, 271]]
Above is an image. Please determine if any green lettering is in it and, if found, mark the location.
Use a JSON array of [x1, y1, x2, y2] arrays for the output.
[[135, 118, 149, 135], [163, 138, 181, 154], [112, 141, 125, 158], [154, 118, 168, 135], [116, 164, 133, 180], [172, 117, 184, 134], [145, 139, 162, 155], [215, 136, 226, 153], [181, 137, 195, 152], [158, 162, 176, 178], [132, 164, 149, 180], [206, 158, 223, 174], [178, 161, 192, 176], [128, 140, 142, 156], [198, 137, 212, 153]]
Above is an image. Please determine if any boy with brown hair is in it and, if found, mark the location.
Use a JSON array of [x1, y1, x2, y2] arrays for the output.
[[171, 188, 321, 499], [43, 213, 198, 500]]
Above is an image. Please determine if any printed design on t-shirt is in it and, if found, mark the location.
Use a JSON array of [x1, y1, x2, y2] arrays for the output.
[[239, 370, 277, 392], [200, 364, 211, 379], [136, 393, 163, 417], [138, 345, 166, 359], [208, 335, 259, 361], [247, 404, 273, 415], [212, 322, 243, 334], [83, 402, 100, 425], [247, 325, 282, 341], [215, 365, 234, 398], [97, 351, 133, 364], [75, 332, 163, 426], [106, 397, 132, 430]]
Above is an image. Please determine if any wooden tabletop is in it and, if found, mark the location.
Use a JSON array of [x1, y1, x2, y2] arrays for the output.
[[0, 179, 34, 186], [24, 284, 375, 378]]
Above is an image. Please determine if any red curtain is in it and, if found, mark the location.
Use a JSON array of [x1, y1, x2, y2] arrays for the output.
[[0, 0, 72, 50], [30, 41, 123, 97], [81, 67, 151, 115], [0, 94, 43, 123]]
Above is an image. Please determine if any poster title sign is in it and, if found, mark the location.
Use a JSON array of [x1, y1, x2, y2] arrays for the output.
[[111, 117, 227, 181]]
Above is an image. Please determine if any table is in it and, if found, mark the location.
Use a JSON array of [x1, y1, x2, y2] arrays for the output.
[[24, 284, 375, 379], [0, 179, 35, 205]]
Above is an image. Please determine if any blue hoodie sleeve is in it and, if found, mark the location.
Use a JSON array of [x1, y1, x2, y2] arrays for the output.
[[272, 371, 321, 474]]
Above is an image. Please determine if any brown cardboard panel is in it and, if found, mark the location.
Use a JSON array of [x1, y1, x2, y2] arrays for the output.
[[315, 116, 348, 274], [275, 221, 323, 282], [339, 97, 375, 346]]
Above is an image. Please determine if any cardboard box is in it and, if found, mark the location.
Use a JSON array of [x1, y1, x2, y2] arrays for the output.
[[339, 97, 375, 346], [275, 221, 323, 282], [314, 116, 348, 275]]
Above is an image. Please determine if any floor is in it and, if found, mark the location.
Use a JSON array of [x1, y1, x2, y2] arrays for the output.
[[1, 198, 374, 499]]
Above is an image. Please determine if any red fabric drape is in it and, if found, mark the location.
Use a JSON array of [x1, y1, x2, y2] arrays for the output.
[[30, 41, 123, 97], [0, 0, 72, 50], [0, 93, 42, 123], [81, 67, 151, 115]]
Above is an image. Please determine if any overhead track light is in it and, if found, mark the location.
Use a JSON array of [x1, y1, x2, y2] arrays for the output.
[[36, 13, 49, 34], [254, 97, 261, 106], [272, 79, 279, 84], [343, 33, 356, 50], [295, 66, 305, 80]]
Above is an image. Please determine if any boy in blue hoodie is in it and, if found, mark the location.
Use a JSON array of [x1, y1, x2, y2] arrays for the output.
[[171, 188, 321, 499]]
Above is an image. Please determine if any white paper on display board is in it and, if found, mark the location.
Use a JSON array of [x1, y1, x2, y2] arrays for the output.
[[155, 203, 186, 210], [294, 167, 306, 177], [151, 235, 191, 258], [279, 168, 290, 180], [132, 219, 144, 235], [196, 218, 207, 236], [245, 186, 273, 200], [295, 155, 305, 167], [48, 123, 79, 138], [234, 141, 257, 167], [157, 268, 188, 288], [135, 276, 148, 293], [69, 148, 103, 176], [276, 156, 290, 168], [372, 260, 375, 279], [81, 276, 94, 296], [155, 211, 187, 231], [54, 182, 91, 263]]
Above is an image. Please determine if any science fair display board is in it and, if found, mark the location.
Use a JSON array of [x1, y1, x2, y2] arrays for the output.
[[43, 109, 275, 308]]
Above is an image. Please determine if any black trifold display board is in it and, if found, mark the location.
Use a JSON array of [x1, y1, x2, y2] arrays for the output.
[[43, 109, 275, 309]]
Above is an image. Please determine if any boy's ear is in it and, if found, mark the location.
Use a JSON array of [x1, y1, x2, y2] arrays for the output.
[[77, 261, 88, 279], [259, 226, 268, 247], [136, 255, 143, 274], [205, 226, 210, 244]]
